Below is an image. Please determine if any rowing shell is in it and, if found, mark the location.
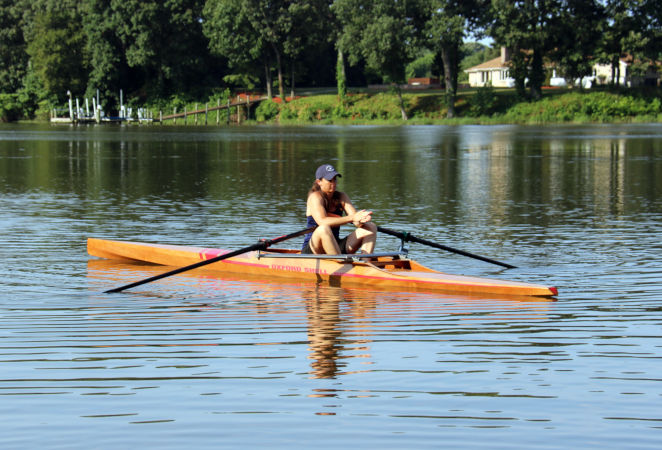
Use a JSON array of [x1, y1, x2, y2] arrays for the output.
[[87, 238, 558, 297]]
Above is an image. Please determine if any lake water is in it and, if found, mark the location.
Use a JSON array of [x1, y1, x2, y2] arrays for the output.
[[1, 123, 661, 449]]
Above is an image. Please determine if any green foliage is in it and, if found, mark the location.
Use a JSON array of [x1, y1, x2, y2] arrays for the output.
[[0, 93, 22, 122], [275, 92, 407, 123], [468, 84, 498, 116], [0, 0, 659, 125], [113, 0, 210, 98], [551, 1, 603, 82], [406, 51, 436, 79], [245, 88, 662, 125], [82, 0, 123, 109], [337, 50, 347, 99], [421, 1, 486, 117], [208, 88, 232, 104], [0, 0, 29, 93], [335, 0, 416, 84], [16, 64, 51, 119], [26, 8, 89, 101], [204, 0, 331, 100], [203, 0, 262, 68], [278, 97, 335, 122], [255, 99, 280, 122], [353, 93, 404, 120], [0, 61, 52, 121], [223, 74, 260, 90], [138, 88, 231, 119], [500, 90, 662, 123]]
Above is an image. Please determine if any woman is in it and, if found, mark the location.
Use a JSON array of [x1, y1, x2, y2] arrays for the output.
[[301, 164, 377, 255]]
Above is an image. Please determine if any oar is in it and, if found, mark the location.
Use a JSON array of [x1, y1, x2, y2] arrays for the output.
[[105, 226, 316, 293], [377, 226, 517, 269]]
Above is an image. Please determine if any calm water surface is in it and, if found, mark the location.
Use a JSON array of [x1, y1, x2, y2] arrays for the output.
[[1, 123, 661, 449]]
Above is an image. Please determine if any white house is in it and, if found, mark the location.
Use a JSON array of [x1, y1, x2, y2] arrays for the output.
[[592, 58, 630, 86], [465, 48, 515, 88], [592, 56, 660, 87], [465, 48, 660, 88]]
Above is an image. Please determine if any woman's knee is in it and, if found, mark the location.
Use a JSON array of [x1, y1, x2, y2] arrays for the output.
[[358, 222, 377, 238], [314, 224, 335, 237], [363, 222, 377, 233]]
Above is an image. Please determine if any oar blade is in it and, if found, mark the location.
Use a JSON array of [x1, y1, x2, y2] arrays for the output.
[[377, 226, 517, 269]]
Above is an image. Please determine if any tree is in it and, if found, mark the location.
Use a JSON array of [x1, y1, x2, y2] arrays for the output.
[[334, 0, 421, 120], [599, 0, 636, 86], [203, 0, 270, 96], [490, 0, 564, 99], [25, 3, 89, 101], [281, 0, 331, 98], [111, 0, 210, 97], [0, 0, 29, 93], [82, 0, 125, 110], [422, 1, 487, 117], [205, 0, 328, 101], [550, 0, 604, 87], [600, 0, 661, 86]]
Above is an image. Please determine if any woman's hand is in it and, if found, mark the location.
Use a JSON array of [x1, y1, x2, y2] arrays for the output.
[[352, 209, 372, 227]]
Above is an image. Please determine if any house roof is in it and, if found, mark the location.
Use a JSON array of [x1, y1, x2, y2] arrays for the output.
[[465, 56, 507, 72]]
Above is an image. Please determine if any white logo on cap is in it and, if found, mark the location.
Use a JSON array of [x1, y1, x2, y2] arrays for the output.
[[326, 165, 334, 171]]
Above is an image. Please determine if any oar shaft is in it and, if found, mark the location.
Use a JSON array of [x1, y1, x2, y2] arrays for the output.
[[104, 243, 262, 293], [377, 226, 517, 269], [105, 226, 316, 293]]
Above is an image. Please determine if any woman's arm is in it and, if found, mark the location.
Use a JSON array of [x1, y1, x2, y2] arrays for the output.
[[308, 191, 372, 227], [339, 192, 372, 227], [308, 192, 352, 226]]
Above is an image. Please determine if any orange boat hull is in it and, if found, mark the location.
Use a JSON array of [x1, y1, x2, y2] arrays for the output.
[[87, 238, 558, 297]]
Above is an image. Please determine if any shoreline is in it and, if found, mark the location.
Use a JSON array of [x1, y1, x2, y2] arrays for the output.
[[9, 88, 662, 126]]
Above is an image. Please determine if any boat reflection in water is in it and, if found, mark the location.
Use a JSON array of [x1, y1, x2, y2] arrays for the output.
[[87, 259, 554, 381]]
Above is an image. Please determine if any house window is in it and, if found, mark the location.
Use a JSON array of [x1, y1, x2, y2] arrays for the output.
[[481, 71, 489, 83]]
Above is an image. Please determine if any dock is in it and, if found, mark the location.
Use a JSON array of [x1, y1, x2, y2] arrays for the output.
[[50, 90, 269, 125]]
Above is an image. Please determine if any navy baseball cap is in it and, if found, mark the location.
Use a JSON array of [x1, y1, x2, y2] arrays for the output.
[[315, 164, 342, 180]]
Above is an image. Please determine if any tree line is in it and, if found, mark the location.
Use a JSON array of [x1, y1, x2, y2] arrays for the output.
[[1, 0, 660, 121]]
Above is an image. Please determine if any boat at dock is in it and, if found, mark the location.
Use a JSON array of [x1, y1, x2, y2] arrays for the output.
[[87, 238, 558, 297]]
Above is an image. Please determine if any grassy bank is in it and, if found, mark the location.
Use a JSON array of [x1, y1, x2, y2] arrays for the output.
[[255, 87, 662, 125], [7, 86, 662, 125]]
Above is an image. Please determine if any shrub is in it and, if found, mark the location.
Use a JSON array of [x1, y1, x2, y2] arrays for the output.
[[469, 85, 497, 117], [497, 90, 662, 123], [255, 99, 280, 122], [0, 93, 22, 122], [348, 93, 402, 120]]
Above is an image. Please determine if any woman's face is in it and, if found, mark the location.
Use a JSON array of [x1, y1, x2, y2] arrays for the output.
[[317, 176, 337, 195]]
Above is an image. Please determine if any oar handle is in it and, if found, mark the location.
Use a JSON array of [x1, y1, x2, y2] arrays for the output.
[[105, 226, 316, 293], [377, 226, 517, 269]]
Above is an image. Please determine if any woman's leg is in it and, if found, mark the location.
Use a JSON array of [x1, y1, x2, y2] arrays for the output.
[[345, 222, 377, 254], [309, 225, 341, 254]]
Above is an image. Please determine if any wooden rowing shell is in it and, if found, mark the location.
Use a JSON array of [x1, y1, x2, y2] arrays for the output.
[[87, 238, 558, 298]]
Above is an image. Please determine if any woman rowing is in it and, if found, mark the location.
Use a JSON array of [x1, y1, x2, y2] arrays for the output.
[[301, 164, 377, 255]]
